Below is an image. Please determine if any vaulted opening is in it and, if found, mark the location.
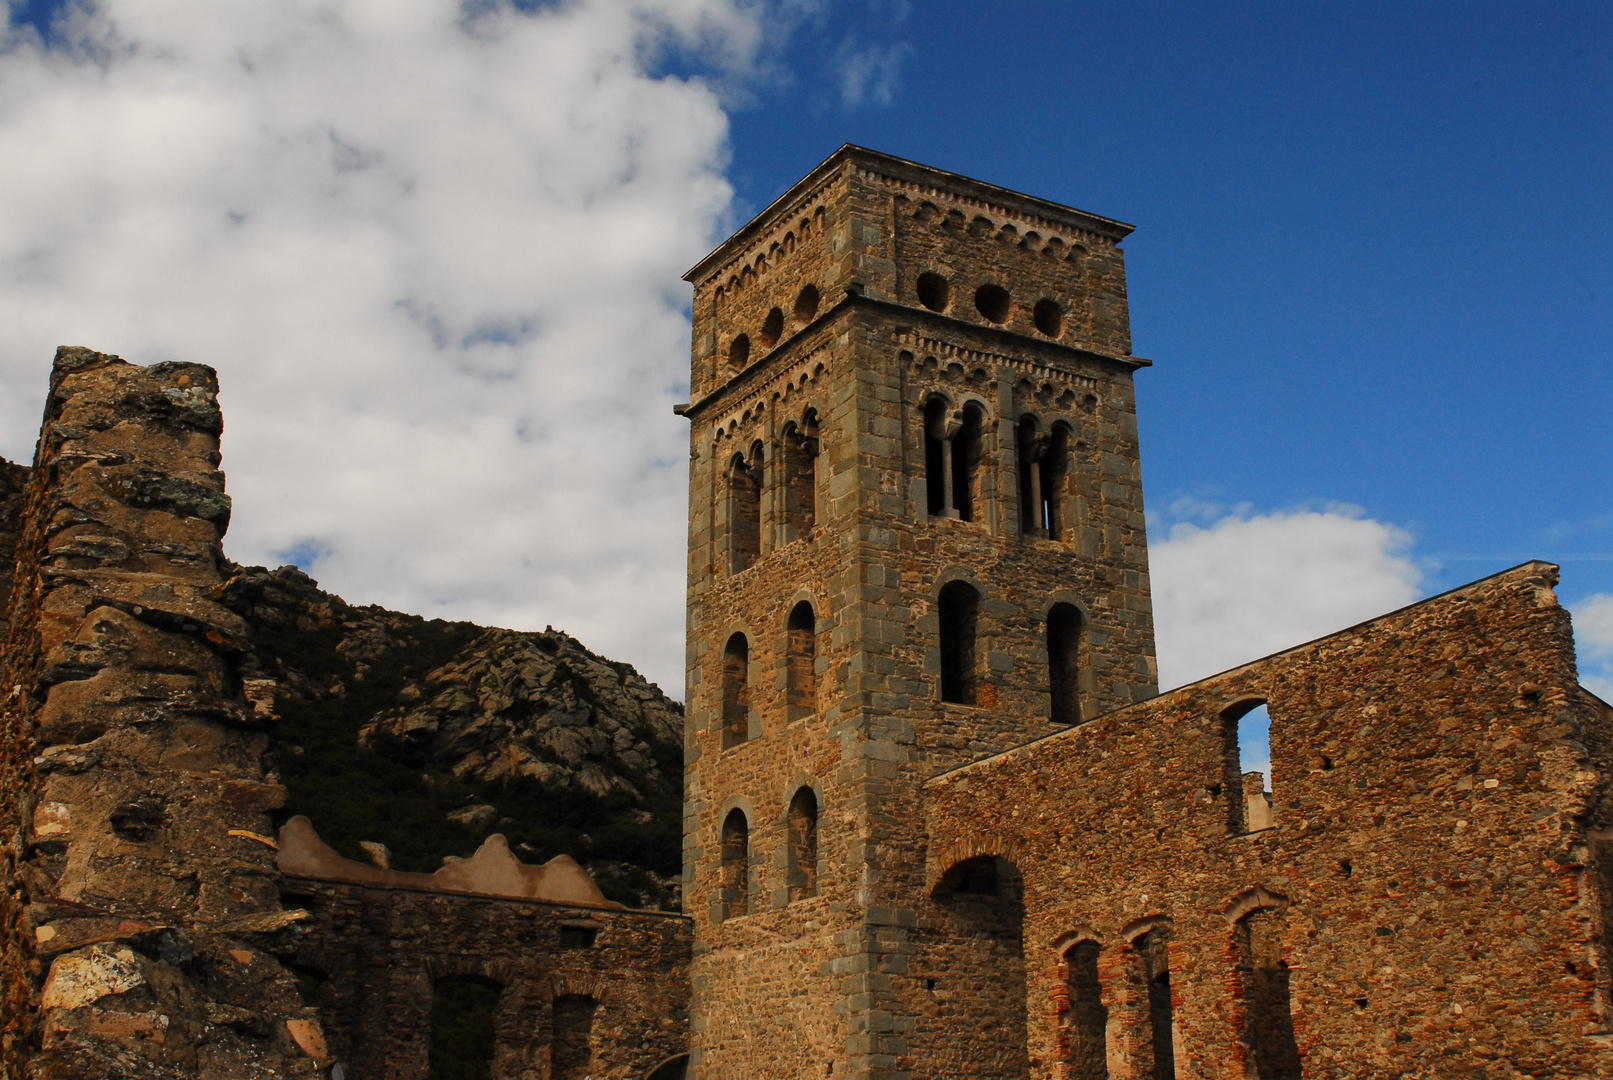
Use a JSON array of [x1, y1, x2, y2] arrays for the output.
[[786, 601, 816, 721], [1221, 700, 1274, 833], [721, 633, 750, 750], [1236, 908, 1302, 1079], [786, 786, 819, 901], [1034, 297, 1064, 337], [939, 580, 980, 705], [916, 271, 950, 311], [1047, 602, 1084, 726], [428, 974, 502, 1080], [1132, 928, 1175, 1080], [726, 451, 761, 576], [719, 808, 750, 920], [1062, 940, 1108, 1080], [551, 994, 598, 1080], [1041, 423, 1068, 539]]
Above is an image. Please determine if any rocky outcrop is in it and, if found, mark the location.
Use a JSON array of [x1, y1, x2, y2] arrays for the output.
[[0, 348, 325, 1080], [217, 564, 686, 909]]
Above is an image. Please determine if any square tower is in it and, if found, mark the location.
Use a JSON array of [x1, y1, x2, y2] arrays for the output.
[[677, 146, 1158, 1080]]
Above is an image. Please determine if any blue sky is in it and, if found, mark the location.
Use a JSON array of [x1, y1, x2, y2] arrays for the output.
[[715, 1, 1612, 604], [0, 0, 1607, 702]]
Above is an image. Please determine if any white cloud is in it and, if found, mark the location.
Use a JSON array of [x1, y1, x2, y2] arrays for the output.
[[832, 37, 910, 108], [0, 0, 779, 696], [1149, 506, 1424, 689], [1569, 593, 1613, 701]]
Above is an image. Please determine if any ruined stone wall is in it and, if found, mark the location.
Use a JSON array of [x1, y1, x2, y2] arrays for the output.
[[0, 348, 325, 1079], [284, 875, 690, 1079], [921, 563, 1613, 1079]]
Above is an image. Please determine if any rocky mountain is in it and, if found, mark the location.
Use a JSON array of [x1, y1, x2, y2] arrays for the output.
[[221, 564, 686, 910]]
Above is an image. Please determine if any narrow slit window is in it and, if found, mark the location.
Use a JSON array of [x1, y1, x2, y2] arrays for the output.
[[719, 809, 749, 920], [1016, 416, 1044, 536], [727, 452, 760, 575], [1047, 603, 1084, 725], [786, 601, 816, 721], [1220, 700, 1273, 833], [924, 397, 950, 517], [1236, 909, 1302, 1079], [1134, 928, 1176, 1080], [939, 581, 980, 705], [786, 786, 819, 901], [721, 633, 750, 749], [1040, 424, 1068, 539], [1062, 940, 1108, 1080], [783, 412, 818, 540], [952, 403, 984, 523]]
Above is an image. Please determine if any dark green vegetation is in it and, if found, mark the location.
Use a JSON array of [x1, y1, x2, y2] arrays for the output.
[[427, 975, 502, 1080], [230, 566, 684, 910]]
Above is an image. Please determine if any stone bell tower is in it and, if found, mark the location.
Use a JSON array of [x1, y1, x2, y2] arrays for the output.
[[676, 146, 1158, 1080]]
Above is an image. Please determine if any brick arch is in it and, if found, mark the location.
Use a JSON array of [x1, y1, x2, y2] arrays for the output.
[[1120, 914, 1174, 943], [1047, 924, 1104, 954], [1222, 884, 1290, 925], [550, 973, 611, 1004], [926, 832, 1021, 893]]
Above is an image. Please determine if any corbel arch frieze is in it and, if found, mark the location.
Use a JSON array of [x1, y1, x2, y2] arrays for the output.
[[709, 353, 829, 448]]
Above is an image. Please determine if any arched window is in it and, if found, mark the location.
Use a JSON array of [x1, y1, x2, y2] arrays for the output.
[[782, 411, 818, 541], [719, 808, 749, 920], [1220, 700, 1273, 834], [924, 396, 954, 518], [551, 994, 598, 1080], [1047, 603, 1084, 725], [726, 451, 760, 575], [951, 403, 985, 522], [938, 581, 980, 705], [1019, 419, 1068, 538], [1235, 908, 1302, 1078], [1041, 423, 1068, 540], [1016, 416, 1045, 536], [1061, 940, 1107, 1080], [1132, 928, 1176, 1080], [786, 601, 816, 721], [721, 633, 750, 749], [429, 974, 502, 1080], [786, 786, 818, 901]]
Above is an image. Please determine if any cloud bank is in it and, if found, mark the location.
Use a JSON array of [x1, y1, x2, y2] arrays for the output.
[[1148, 506, 1425, 689], [0, 0, 767, 694]]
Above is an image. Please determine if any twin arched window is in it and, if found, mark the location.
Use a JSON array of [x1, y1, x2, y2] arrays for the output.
[[723, 410, 819, 576], [925, 398, 985, 521], [937, 583, 1086, 723], [717, 786, 819, 923], [718, 602, 818, 751]]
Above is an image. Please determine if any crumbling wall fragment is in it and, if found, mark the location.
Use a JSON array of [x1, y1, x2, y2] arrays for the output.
[[0, 347, 326, 1079]]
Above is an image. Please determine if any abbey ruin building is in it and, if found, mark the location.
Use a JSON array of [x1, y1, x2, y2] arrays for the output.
[[1, 145, 1609, 1080]]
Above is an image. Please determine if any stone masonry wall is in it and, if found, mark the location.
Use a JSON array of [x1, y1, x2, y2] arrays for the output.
[[921, 562, 1613, 1080], [284, 875, 691, 1079], [0, 348, 325, 1079]]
